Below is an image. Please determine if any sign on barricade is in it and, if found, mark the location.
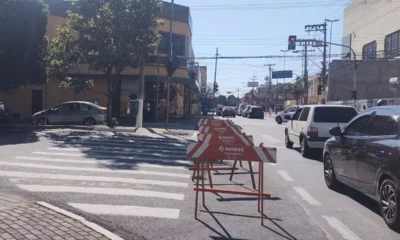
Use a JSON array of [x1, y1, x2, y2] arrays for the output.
[[188, 118, 277, 225]]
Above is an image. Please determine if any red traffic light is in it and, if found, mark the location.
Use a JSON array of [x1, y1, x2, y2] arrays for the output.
[[214, 82, 218, 86], [153, 84, 157, 88]]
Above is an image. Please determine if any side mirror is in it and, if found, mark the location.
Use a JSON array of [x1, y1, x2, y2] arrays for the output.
[[329, 126, 342, 137]]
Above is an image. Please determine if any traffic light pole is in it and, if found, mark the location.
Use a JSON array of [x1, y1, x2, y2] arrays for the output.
[[212, 47, 219, 119]]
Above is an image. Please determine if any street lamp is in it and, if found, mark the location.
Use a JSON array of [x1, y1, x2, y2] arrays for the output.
[[325, 19, 339, 67]]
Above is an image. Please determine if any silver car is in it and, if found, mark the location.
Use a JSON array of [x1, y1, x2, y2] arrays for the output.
[[32, 101, 107, 125]]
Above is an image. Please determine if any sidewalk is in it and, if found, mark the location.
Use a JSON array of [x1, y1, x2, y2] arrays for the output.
[[0, 194, 117, 240]]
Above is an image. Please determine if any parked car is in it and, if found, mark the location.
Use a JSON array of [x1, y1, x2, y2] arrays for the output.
[[216, 107, 223, 116], [222, 106, 236, 117], [285, 105, 358, 157], [245, 106, 264, 119], [275, 105, 301, 124], [0, 102, 10, 124], [32, 101, 107, 125], [323, 106, 400, 230]]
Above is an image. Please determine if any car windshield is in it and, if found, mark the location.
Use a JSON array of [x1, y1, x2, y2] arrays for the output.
[[313, 107, 358, 123]]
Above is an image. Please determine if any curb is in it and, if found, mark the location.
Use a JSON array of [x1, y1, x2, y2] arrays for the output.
[[1, 124, 140, 133], [37, 202, 124, 240]]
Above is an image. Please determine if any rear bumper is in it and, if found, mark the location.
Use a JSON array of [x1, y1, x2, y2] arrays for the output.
[[307, 137, 330, 149]]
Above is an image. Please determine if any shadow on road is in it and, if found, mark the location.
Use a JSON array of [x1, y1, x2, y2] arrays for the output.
[[38, 130, 193, 171], [0, 128, 39, 146]]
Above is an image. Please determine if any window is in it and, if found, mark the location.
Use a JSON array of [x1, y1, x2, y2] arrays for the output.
[[284, 107, 294, 113], [369, 110, 398, 136], [292, 108, 304, 120], [159, 32, 186, 56], [344, 115, 372, 136], [362, 41, 377, 60], [313, 107, 357, 123], [385, 30, 400, 58], [299, 107, 310, 121], [80, 104, 92, 111]]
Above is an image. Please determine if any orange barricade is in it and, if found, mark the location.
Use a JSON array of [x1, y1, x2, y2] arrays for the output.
[[187, 118, 277, 225], [193, 119, 257, 188]]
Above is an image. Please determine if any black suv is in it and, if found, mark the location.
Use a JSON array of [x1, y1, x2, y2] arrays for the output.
[[324, 106, 400, 230], [247, 106, 264, 119]]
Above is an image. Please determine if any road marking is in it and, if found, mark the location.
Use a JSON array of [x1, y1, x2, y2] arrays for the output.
[[18, 185, 184, 200], [37, 202, 123, 240], [293, 187, 321, 206], [261, 135, 282, 143], [34, 151, 183, 158], [0, 161, 189, 178], [69, 203, 180, 219], [48, 147, 185, 155], [323, 216, 362, 240], [15, 156, 188, 171], [0, 170, 188, 187], [277, 170, 294, 182]]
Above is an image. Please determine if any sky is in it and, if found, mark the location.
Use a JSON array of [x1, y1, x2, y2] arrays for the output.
[[172, 0, 353, 97]]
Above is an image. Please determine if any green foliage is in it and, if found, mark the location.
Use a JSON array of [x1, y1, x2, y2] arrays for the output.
[[110, 117, 119, 127], [59, 77, 94, 95], [49, 0, 162, 124], [0, 0, 49, 91], [291, 80, 305, 102]]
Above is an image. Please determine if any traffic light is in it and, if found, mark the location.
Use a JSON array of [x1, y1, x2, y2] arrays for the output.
[[288, 35, 297, 50], [351, 90, 357, 99], [213, 82, 219, 93]]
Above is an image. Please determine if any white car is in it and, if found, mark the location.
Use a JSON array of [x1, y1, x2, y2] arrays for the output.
[[284, 105, 358, 157], [275, 105, 301, 124]]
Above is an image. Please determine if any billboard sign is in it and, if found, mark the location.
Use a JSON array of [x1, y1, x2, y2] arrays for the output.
[[247, 81, 259, 88]]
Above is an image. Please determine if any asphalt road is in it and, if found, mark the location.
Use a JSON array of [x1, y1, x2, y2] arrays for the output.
[[228, 115, 400, 240], [0, 119, 399, 240]]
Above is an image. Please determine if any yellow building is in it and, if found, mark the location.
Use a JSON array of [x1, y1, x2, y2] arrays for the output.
[[0, 0, 200, 120]]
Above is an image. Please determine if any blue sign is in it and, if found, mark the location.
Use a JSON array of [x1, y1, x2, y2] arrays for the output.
[[272, 70, 293, 79]]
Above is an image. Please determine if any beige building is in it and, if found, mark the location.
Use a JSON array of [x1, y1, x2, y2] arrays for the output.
[[343, 0, 400, 59]]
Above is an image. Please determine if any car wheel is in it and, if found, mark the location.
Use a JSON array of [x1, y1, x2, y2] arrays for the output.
[[300, 137, 310, 158], [36, 117, 47, 126], [83, 117, 96, 126], [380, 179, 400, 230], [285, 132, 293, 149], [324, 154, 340, 190], [276, 117, 282, 124]]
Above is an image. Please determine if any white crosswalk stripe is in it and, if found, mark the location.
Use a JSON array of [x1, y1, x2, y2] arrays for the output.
[[0, 133, 193, 220]]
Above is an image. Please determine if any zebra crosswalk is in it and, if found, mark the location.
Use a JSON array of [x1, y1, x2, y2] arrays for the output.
[[1, 132, 193, 220]]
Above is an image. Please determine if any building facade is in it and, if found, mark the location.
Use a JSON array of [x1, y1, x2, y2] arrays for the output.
[[343, 0, 400, 59], [200, 66, 207, 93], [0, 0, 200, 120]]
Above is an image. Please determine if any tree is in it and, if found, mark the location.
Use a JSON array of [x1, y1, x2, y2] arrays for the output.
[[227, 94, 238, 106], [291, 78, 305, 104], [0, 0, 49, 91], [217, 95, 227, 106], [49, 0, 162, 125]]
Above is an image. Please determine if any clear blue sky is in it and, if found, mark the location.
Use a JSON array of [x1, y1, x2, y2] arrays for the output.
[[173, 0, 352, 96]]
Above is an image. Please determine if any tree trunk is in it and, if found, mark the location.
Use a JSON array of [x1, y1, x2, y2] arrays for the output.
[[135, 64, 145, 128], [106, 78, 113, 126]]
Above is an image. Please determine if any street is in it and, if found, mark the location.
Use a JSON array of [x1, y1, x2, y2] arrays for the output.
[[0, 119, 399, 240]]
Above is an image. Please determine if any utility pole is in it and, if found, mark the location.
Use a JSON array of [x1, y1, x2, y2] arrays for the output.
[[280, 50, 289, 103], [305, 23, 327, 90], [249, 76, 258, 105], [296, 39, 315, 105], [264, 64, 275, 111], [165, 0, 174, 129], [292, 49, 315, 78], [212, 47, 219, 119]]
